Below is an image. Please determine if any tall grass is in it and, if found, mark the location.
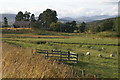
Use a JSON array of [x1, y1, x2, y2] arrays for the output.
[[2, 43, 74, 78]]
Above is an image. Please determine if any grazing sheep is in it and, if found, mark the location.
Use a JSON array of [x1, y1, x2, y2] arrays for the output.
[[90, 47, 93, 49], [110, 54, 115, 57], [98, 54, 103, 58], [86, 52, 90, 56], [102, 47, 105, 50], [52, 49, 56, 52]]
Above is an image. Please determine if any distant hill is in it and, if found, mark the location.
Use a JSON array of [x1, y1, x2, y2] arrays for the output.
[[0, 13, 116, 26], [58, 17, 75, 23], [85, 17, 120, 33], [86, 17, 116, 26], [0, 14, 16, 25], [59, 15, 116, 23]]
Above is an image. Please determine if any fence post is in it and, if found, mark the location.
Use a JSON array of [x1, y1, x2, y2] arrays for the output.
[[93, 75, 96, 80], [68, 51, 70, 60], [32, 49, 35, 54], [45, 51, 49, 58], [59, 51, 62, 64], [76, 54, 78, 63], [82, 70, 85, 78]]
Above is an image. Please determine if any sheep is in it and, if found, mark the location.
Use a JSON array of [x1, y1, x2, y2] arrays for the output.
[[90, 47, 93, 49], [98, 54, 103, 58], [52, 49, 56, 52], [102, 47, 105, 50], [110, 54, 115, 57], [86, 52, 90, 56]]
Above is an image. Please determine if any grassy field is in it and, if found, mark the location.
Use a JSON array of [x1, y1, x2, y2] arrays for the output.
[[1, 28, 119, 78]]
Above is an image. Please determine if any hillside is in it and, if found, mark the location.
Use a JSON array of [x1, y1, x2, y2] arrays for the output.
[[2, 43, 74, 78], [86, 17, 115, 26], [85, 17, 119, 33], [59, 15, 115, 23]]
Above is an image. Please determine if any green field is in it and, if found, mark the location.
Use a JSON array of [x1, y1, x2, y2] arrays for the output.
[[1, 29, 119, 78]]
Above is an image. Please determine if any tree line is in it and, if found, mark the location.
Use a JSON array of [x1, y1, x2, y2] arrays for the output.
[[2, 8, 119, 33], [14, 9, 86, 33]]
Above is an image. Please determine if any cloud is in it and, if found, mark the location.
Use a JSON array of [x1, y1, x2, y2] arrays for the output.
[[100, 6, 118, 16], [0, 0, 118, 18], [101, 2, 118, 5], [97, 0, 119, 4]]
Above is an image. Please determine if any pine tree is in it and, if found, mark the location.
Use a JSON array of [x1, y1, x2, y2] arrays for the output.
[[3, 17, 8, 27], [30, 14, 36, 22]]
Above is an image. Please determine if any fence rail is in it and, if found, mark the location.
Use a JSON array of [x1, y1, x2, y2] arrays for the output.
[[35, 49, 78, 64]]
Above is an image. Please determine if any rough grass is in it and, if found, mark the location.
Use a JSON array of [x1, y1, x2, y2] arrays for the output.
[[2, 43, 74, 78]]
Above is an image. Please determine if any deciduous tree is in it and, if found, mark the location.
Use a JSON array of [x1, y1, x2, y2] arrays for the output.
[[79, 22, 86, 33], [15, 11, 24, 21], [38, 9, 58, 28], [23, 11, 31, 21]]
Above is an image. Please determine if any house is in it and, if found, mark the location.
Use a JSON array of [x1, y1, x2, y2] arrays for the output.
[[13, 21, 31, 28]]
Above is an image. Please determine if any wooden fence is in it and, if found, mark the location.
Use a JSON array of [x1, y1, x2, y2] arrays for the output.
[[35, 49, 78, 64]]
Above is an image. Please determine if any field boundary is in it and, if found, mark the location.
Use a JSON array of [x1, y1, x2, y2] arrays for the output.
[[4, 39, 119, 46], [51, 41, 119, 46]]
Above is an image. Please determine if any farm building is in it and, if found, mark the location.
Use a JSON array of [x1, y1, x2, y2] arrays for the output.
[[13, 21, 31, 28]]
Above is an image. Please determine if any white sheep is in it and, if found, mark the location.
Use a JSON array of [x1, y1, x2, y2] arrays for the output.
[[102, 47, 105, 50], [90, 47, 93, 49], [98, 54, 103, 58], [86, 52, 90, 56], [52, 49, 56, 52], [110, 54, 115, 57]]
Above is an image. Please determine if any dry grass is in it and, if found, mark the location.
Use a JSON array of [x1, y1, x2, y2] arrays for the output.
[[0, 28, 32, 30], [2, 34, 70, 39], [0, 42, 2, 79], [2, 43, 74, 78]]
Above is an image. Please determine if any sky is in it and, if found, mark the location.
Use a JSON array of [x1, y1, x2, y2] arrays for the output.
[[0, 0, 119, 18]]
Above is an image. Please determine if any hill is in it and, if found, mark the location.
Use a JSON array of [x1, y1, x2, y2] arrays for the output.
[[85, 17, 119, 33], [59, 15, 116, 23]]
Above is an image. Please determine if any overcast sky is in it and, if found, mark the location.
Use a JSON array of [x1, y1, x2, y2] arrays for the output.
[[0, 0, 119, 18]]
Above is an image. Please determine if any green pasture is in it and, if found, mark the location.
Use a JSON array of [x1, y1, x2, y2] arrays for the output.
[[1, 29, 119, 78]]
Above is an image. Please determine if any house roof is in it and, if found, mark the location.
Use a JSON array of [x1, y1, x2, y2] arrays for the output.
[[13, 21, 31, 26]]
